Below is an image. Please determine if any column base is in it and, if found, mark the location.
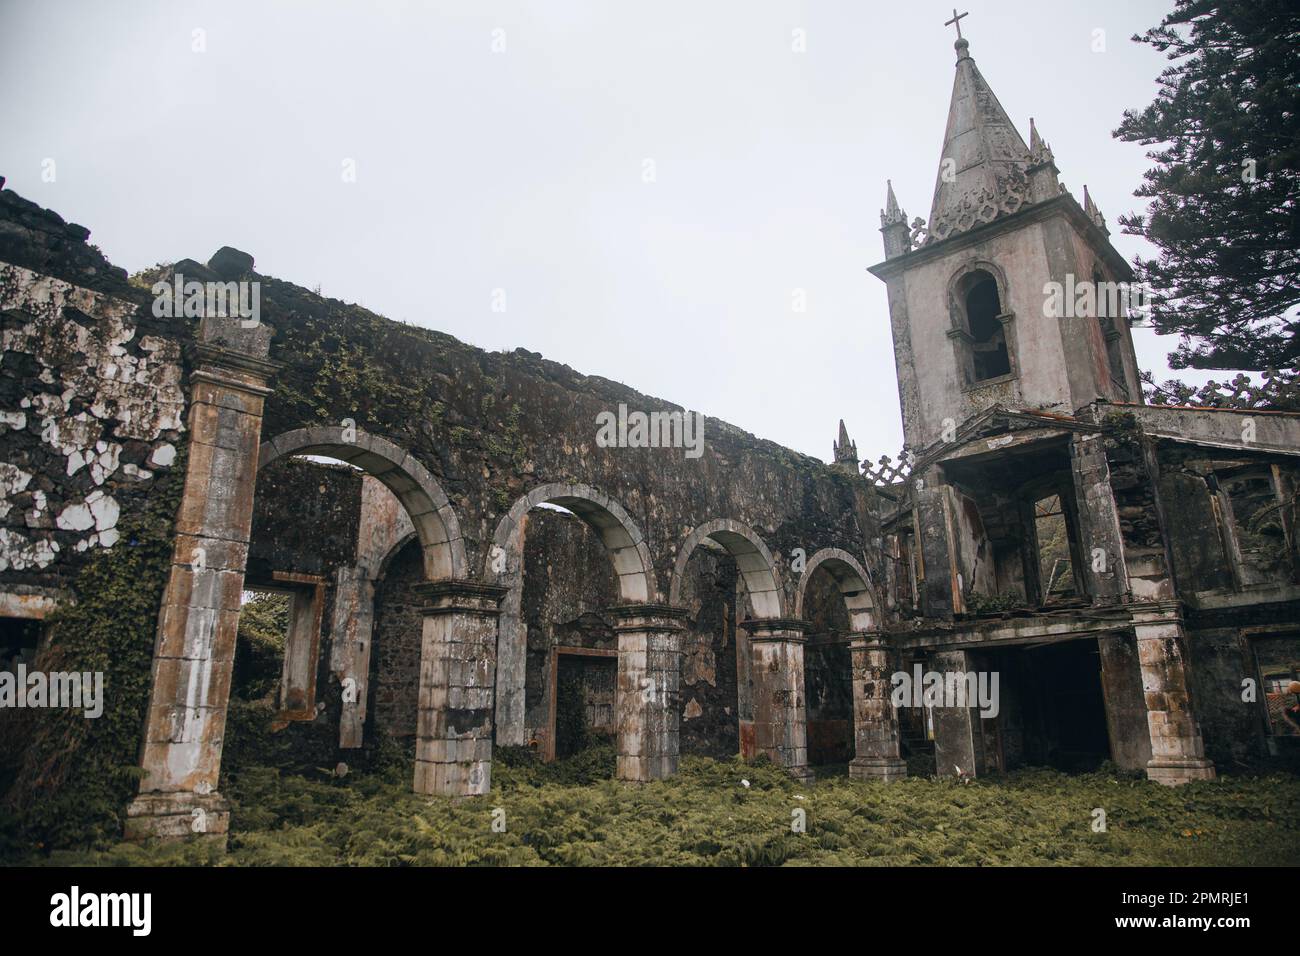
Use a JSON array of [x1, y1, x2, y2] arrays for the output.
[[414, 738, 493, 797], [849, 756, 908, 783], [124, 791, 230, 845], [787, 764, 815, 783], [617, 754, 679, 783], [1145, 757, 1216, 786]]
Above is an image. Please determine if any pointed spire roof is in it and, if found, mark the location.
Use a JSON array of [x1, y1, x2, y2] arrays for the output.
[[833, 419, 858, 471], [1028, 117, 1054, 164], [1082, 184, 1107, 232], [881, 179, 906, 227], [925, 36, 1032, 244], [1028, 117, 1044, 154]]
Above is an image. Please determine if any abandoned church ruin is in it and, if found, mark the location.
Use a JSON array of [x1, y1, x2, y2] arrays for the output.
[[1, 35, 1297, 844]]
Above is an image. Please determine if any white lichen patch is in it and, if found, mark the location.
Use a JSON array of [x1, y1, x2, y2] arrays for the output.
[[0, 528, 59, 572], [55, 500, 95, 532], [25, 489, 48, 528], [0, 463, 33, 519], [149, 443, 177, 468], [0, 263, 186, 561]]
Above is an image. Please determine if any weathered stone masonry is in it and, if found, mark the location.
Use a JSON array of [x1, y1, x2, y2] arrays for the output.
[[0, 182, 891, 843], [2, 31, 1298, 847], [867, 35, 1300, 786]]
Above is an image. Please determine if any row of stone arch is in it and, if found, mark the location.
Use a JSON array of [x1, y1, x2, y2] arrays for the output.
[[251, 425, 896, 796], [261, 426, 875, 614]]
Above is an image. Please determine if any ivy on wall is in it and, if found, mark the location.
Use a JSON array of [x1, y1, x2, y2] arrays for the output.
[[0, 448, 187, 853]]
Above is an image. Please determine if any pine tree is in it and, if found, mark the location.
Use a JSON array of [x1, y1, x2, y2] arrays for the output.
[[1115, 0, 1299, 408]]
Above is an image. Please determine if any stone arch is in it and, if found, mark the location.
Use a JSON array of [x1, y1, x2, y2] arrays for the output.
[[946, 257, 1012, 324], [946, 258, 1016, 386], [487, 482, 655, 746], [669, 518, 783, 619], [373, 530, 417, 582], [794, 547, 876, 631], [258, 426, 467, 581]]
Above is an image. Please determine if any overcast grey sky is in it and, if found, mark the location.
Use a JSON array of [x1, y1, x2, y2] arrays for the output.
[[1, 0, 1191, 462]]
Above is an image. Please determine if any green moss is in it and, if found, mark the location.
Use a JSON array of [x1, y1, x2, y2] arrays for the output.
[[1101, 411, 1142, 447], [484, 402, 526, 474], [16, 750, 1300, 867], [965, 591, 1023, 615]]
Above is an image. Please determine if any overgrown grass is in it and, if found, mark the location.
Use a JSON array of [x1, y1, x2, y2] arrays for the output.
[[14, 747, 1300, 867]]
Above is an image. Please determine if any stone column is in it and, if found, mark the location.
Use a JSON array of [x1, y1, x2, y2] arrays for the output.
[[742, 619, 812, 781], [1069, 432, 1130, 604], [329, 566, 374, 748], [913, 468, 959, 619], [412, 580, 508, 797], [126, 316, 277, 843], [611, 604, 688, 782], [848, 632, 907, 782], [1132, 607, 1216, 785], [930, 649, 986, 779], [1097, 631, 1153, 771]]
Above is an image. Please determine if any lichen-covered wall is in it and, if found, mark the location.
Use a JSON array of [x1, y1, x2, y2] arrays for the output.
[[0, 262, 185, 582], [248, 459, 362, 582], [516, 509, 619, 752], [802, 567, 854, 764], [675, 549, 741, 758], [255, 272, 870, 605], [0, 186, 199, 847]]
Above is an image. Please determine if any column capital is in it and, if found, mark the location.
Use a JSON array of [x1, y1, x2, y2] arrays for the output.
[[1130, 602, 1185, 630], [191, 342, 283, 379], [607, 603, 690, 632], [740, 618, 810, 643], [413, 579, 510, 616], [848, 630, 890, 650]]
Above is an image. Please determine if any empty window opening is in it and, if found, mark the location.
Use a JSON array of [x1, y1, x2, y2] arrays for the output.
[[235, 578, 324, 717], [1253, 635, 1300, 737], [1223, 470, 1289, 584], [234, 590, 289, 704], [1033, 494, 1076, 605], [962, 272, 1011, 382]]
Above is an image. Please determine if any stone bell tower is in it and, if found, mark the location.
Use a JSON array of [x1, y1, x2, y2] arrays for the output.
[[869, 30, 1144, 454]]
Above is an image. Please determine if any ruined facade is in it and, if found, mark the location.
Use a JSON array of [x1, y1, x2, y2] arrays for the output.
[[0, 34, 1296, 847], [866, 36, 1300, 785]]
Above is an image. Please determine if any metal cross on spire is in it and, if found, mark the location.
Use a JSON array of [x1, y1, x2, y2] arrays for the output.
[[945, 8, 969, 39]]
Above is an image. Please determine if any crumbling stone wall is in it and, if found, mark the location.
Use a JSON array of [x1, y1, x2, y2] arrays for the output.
[[0, 184, 199, 846], [238, 459, 368, 759], [248, 459, 362, 582], [0, 262, 185, 583], [802, 567, 854, 764], [1, 182, 882, 837], [675, 549, 740, 758], [369, 539, 425, 739], [520, 509, 619, 751], [256, 271, 868, 602]]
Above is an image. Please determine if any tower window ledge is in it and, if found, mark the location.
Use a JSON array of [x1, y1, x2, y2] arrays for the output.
[[963, 371, 1018, 394]]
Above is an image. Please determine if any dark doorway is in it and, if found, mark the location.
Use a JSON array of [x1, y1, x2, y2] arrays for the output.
[[1012, 639, 1112, 771], [553, 651, 617, 758], [0, 617, 42, 672]]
